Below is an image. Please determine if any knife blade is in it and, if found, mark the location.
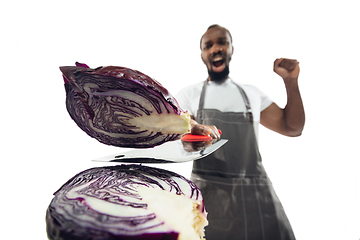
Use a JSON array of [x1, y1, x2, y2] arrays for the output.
[[92, 139, 228, 163]]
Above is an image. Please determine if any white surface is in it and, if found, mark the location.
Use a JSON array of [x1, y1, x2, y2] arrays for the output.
[[1, 1, 359, 239]]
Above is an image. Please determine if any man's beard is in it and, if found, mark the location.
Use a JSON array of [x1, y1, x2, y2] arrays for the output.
[[208, 65, 230, 82]]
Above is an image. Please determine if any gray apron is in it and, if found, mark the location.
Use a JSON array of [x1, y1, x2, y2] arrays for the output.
[[191, 80, 296, 240]]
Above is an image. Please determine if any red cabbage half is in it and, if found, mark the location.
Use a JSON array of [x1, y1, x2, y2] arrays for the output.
[[61, 63, 190, 148], [46, 164, 208, 240]]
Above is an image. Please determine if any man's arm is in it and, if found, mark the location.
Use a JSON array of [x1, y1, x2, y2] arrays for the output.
[[260, 58, 305, 137]]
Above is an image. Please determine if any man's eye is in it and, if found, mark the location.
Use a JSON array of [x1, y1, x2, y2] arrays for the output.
[[204, 44, 212, 50]]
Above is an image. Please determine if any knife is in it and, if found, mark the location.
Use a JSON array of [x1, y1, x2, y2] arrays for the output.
[[92, 139, 228, 163]]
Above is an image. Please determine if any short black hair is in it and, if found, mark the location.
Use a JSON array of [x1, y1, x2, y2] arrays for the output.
[[200, 24, 233, 49]]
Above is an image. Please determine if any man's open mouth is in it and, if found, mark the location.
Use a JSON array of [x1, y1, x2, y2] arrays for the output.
[[212, 57, 224, 67]]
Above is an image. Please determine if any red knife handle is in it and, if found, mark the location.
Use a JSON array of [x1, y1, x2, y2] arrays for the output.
[[181, 129, 222, 142]]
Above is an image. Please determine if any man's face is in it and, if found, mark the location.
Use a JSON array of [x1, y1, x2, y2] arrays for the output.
[[200, 27, 234, 81]]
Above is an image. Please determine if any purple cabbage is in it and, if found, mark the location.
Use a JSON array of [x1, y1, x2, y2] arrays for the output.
[[61, 63, 190, 148], [46, 164, 206, 240]]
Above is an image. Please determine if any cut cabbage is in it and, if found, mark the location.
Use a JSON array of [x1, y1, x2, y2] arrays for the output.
[[46, 164, 208, 240], [61, 62, 191, 148]]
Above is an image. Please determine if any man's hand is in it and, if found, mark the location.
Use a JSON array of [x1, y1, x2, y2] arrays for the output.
[[190, 119, 221, 139], [273, 58, 300, 82], [181, 118, 220, 152], [261, 58, 305, 137]]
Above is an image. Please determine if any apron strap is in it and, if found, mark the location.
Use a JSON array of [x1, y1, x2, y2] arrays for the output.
[[235, 83, 254, 123], [197, 79, 254, 124], [196, 80, 207, 124]]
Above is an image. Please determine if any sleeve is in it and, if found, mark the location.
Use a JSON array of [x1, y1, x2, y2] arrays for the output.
[[243, 84, 273, 112], [260, 91, 273, 112]]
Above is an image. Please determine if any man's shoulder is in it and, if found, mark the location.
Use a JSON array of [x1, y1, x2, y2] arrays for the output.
[[233, 81, 270, 102], [231, 81, 261, 94], [241, 84, 261, 92]]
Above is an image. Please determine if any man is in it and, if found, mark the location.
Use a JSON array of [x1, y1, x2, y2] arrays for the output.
[[176, 24, 305, 240]]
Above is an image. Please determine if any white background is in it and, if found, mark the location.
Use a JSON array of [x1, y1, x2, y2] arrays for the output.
[[1, 0, 359, 239]]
